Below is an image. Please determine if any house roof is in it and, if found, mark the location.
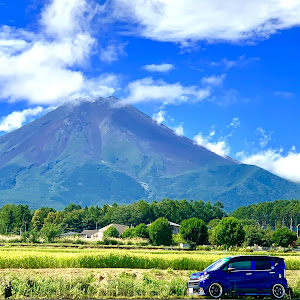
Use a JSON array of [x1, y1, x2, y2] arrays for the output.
[[80, 229, 100, 236], [59, 231, 79, 236], [99, 223, 129, 233], [169, 221, 180, 227], [147, 221, 180, 227]]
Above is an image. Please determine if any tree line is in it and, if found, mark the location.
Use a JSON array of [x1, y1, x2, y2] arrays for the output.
[[231, 199, 300, 228], [0, 199, 225, 235]]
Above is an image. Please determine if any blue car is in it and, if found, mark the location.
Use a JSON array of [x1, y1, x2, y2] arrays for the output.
[[187, 255, 288, 298]]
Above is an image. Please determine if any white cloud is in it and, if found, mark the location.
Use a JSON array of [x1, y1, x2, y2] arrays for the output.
[[122, 77, 211, 104], [0, 107, 45, 133], [274, 91, 294, 99], [202, 74, 226, 86], [152, 110, 166, 124], [41, 0, 96, 39], [100, 41, 128, 63], [194, 132, 230, 157], [229, 117, 240, 128], [237, 148, 300, 183], [257, 127, 272, 148], [109, 0, 300, 43], [173, 123, 184, 136], [0, 0, 116, 105], [143, 63, 174, 72], [211, 56, 260, 69]]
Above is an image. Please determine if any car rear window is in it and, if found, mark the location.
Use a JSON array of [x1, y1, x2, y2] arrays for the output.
[[229, 260, 251, 270], [255, 260, 271, 270]]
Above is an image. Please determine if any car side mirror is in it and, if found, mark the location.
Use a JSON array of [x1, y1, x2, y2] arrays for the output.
[[227, 267, 235, 273]]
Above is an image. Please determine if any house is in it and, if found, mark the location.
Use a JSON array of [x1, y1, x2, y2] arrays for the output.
[[147, 220, 180, 235], [80, 229, 100, 239], [96, 223, 129, 239], [169, 221, 180, 235], [80, 224, 129, 239], [58, 231, 79, 238]]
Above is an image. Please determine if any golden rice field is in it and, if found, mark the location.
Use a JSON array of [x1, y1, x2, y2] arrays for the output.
[[0, 246, 300, 270]]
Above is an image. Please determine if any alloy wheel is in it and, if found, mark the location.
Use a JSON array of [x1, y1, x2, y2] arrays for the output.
[[272, 284, 285, 299], [208, 282, 223, 298]]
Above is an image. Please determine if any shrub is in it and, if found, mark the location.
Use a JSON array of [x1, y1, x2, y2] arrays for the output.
[[121, 228, 135, 238], [273, 227, 297, 248], [179, 218, 208, 246], [148, 218, 172, 246], [40, 224, 61, 242], [103, 226, 119, 238], [134, 223, 149, 239]]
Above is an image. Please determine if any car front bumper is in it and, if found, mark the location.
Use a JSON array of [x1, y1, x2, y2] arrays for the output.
[[187, 280, 206, 296]]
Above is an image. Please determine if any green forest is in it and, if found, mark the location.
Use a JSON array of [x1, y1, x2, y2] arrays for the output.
[[1, 199, 300, 235], [0, 199, 225, 234]]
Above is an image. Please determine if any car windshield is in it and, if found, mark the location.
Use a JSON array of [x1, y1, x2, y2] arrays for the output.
[[204, 258, 230, 272]]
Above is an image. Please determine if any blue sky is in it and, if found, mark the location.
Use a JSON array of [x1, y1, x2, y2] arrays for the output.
[[1, 0, 300, 182]]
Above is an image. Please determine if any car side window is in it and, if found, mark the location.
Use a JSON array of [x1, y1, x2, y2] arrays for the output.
[[228, 260, 251, 270], [255, 260, 271, 270]]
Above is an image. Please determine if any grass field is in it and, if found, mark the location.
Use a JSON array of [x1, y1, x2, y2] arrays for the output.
[[0, 268, 299, 299], [0, 246, 300, 270], [0, 246, 299, 299]]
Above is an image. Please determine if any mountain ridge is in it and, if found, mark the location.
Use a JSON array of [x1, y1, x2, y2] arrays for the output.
[[0, 97, 299, 211]]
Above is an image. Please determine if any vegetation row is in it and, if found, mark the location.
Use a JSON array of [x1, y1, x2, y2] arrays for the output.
[[0, 248, 300, 270]]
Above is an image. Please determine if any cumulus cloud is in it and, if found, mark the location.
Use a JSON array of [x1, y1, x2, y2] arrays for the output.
[[143, 63, 174, 72], [152, 110, 166, 124], [99, 41, 128, 63], [237, 148, 300, 183], [109, 0, 300, 43], [122, 77, 211, 104], [0, 0, 116, 105], [194, 131, 230, 157], [173, 123, 184, 136], [0, 107, 45, 133]]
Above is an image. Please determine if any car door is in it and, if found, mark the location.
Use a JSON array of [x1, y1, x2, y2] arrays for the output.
[[224, 258, 254, 295], [251, 257, 276, 294]]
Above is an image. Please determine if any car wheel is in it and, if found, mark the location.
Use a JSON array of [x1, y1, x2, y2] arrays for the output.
[[208, 282, 223, 299], [271, 284, 285, 299]]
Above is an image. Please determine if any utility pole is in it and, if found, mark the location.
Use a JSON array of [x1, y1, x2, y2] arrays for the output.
[[290, 217, 293, 232]]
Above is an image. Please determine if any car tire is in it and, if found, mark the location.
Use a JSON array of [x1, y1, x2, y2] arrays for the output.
[[208, 282, 223, 299], [271, 284, 285, 299]]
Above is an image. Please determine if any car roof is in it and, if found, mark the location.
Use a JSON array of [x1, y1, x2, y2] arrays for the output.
[[228, 255, 284, 261]]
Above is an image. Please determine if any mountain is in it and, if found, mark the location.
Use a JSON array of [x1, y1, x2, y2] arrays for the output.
[[0, 97, 299, 211]]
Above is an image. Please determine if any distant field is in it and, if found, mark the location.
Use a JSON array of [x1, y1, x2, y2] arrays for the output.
[[0, 246, 300, 270]]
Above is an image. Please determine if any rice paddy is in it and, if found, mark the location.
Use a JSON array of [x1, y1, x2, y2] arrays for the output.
[[0, 246, 300, 270]]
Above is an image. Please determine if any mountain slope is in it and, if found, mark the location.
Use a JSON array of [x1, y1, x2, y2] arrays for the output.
[[0, 97, 299, 210]]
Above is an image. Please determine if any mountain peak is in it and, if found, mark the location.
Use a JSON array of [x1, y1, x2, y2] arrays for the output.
[[0, 97, 299, 210]]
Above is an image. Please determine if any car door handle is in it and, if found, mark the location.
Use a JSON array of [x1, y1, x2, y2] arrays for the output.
[[269, 272, 275, 274], [246, 273, 252, 275]]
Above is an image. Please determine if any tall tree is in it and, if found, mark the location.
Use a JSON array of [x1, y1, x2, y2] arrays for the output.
[[214, 217, 245, 248], [180, 218, 208, 246]]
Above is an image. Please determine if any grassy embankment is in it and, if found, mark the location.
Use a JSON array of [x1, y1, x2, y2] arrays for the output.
[[0, 247, 299, 299]]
